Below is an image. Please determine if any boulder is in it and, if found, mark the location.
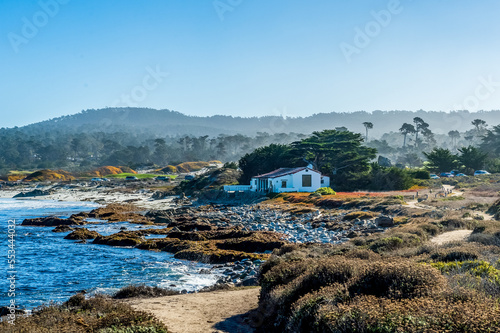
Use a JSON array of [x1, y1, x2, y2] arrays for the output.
[[376, 215, 394, 227], [154, 215, 175, 224], [21, 216, 81, 227], [13, 189, 53, 198], [64, 228, 101, 240], [52, 225, 75, 233]]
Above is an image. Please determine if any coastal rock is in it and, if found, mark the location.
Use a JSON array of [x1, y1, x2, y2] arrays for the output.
[[375, 215, 394, 227], [86, 204, 152, 224], [52, 225, 74, 233], [64, 228, 101, 240], [21, 216, 82, 227], [13, 189, 54, 198], [93, 231, 144, 247], [154, 215, 175, 224]]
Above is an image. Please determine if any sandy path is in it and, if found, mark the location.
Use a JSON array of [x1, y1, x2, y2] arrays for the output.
[[430, 229, 473, 245], [125, 288, 260, 333]]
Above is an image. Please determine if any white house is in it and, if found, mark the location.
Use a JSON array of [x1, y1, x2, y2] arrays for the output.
[[247, 167, 330, 193]]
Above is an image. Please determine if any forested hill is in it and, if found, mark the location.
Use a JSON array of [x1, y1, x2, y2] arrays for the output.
[[10, 108, 500, 138]]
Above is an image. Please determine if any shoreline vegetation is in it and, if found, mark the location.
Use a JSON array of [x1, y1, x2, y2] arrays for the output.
[[1, 167, 499, 332]]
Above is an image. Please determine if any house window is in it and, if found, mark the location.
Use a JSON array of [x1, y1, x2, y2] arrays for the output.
[[302, 174, 312, 187], [254, 180, 257, 185], [321, 179, 324, 184], [281, 180, 287, 188]]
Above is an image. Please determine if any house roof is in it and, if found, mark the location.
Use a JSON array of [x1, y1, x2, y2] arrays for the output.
[[254, 167, 321, 179]]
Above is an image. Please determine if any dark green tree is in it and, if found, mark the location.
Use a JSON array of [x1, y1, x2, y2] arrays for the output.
[[399, 123, 415, 148], [291, 129, 376, 190], [448, 130, 460, 148], [238, 144, 298, 184], [458, 146, 488, 172], [423, 148, 457, 172], [362, 121, 373, 141], [481, 124, 500, 156]]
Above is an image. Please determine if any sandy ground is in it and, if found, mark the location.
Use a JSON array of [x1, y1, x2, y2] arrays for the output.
[[430, 229, 473, 245], [125, 288, 260, 333], [0, 187, 176, 210]]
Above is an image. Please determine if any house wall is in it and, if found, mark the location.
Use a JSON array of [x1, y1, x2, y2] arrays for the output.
[[249, 168, 329, 193], [289, 169, 322, 192]]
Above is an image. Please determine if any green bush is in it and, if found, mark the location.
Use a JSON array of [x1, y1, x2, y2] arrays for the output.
[[411, 169, 431, 179], [314, 187, 336, 195]]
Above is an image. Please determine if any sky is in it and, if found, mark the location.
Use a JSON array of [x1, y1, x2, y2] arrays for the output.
[[1, 0, 500, 128]]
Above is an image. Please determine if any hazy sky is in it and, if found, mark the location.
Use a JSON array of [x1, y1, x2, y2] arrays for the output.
[[1, 0, 500, 127]]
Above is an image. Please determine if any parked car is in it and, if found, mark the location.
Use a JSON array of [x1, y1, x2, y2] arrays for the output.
[[455, 173, 466, 177], [101, 178, 110, 181], [125, 176, 138, 180], [184, 175, 195, 180], [91, 177, 103, 182], [474, 170, 490, 176], [430, 174, 440, 179], [155, 176, 170, 181], [439, 172, 454, 178]]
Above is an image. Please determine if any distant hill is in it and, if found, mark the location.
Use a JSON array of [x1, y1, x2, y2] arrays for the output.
[[9, 107, 500, 138]]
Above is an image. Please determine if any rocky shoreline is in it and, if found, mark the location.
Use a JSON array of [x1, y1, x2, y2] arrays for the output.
[[18, 197, 399, 290]]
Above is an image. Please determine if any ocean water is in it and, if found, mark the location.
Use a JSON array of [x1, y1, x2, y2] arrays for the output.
[[0, 199, 221, 309]]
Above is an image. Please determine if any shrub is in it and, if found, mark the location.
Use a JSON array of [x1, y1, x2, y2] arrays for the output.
[[370, 236, 404, 252], [0, 294, 168, 332], [315, 187, 336, 195], [113, 284, 180, 299], [411, 169, 431, 179], [430, 260, 500, 285], [430, 249, 479, 262], [343, 211, 378, 221]]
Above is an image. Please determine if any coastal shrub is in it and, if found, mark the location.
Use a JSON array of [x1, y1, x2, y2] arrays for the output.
[[349, 261, 446, 299], [113, 284, 180, 299], [487, 198, 500, 220], [430, 260, 500, 285], [0, 294, 168, 333], [159, 165, 178, 173], [369, 236, 403, 252], [314, 187, 336, 195], [24, 169, 75, 182], [343, 211, 378, 221], [175, 161, 210, 173], [314, 295, 500, 333], [258, 257, 452, 332], [430, 249, 479, 262]]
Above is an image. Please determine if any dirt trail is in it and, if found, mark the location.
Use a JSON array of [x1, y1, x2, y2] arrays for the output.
[[430, 229, 473, 245], [125, 288, 260, 333]]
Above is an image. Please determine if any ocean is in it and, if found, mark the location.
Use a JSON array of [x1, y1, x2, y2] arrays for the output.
[[0, 199, 220, 309]]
